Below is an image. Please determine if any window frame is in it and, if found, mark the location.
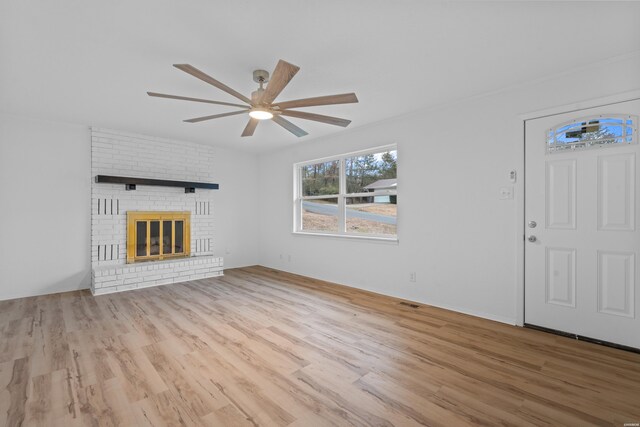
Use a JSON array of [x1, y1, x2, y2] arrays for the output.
[[293, 144, 398, 241]]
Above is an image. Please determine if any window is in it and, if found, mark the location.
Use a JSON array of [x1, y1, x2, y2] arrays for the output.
[[547, 115, 637, 153], [294, 145, 397, 239]]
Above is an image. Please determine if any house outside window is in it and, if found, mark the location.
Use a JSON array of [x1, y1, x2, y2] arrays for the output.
[[294, 145, 397, 240]]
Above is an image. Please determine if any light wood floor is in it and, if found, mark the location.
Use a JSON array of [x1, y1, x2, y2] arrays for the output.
[[1, 266, 639, 426]]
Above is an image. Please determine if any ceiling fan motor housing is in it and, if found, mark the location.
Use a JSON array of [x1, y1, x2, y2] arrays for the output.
[[251, 88, 265, 104]]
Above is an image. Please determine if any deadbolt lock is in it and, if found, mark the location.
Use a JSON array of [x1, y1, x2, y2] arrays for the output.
[[528, 221, 537, 228]]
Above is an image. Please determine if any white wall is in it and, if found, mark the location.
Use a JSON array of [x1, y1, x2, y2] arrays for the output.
[[210, 146, 260, 269], [0, 114, 91, 300], [257, 53, 640, 324], [0, 114, 260, 300]]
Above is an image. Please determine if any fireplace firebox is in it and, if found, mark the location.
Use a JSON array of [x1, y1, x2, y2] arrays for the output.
[[126, 211, 191, 263]]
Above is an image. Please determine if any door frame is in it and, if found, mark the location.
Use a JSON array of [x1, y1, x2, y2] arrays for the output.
[[515, 89, 640, 326]]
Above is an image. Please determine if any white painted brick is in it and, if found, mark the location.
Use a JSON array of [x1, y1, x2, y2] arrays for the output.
[[123, 277, 142, 285], [91, 127, 221, 294]]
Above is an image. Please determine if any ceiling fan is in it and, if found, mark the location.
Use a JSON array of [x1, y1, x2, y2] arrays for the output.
[[148, 60, 359, 137]]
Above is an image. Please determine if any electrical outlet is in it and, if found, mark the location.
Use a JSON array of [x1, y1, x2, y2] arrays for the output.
[[409, 272, 416, 282], [288, 254, 291, 262]]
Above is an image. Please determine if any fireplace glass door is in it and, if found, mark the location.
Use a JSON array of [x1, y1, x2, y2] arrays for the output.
[[127, 212, 190, 263]]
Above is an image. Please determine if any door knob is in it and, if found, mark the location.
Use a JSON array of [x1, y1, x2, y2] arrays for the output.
[[527, 235, 537, 243]]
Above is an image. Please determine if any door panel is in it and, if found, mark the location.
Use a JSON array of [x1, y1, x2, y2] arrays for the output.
[[545, 159, 577, 229], [597, 251, 635, 318], [525, 99, 640, 349], [597, 153, 635, 231], [545, 247, 576, 308]]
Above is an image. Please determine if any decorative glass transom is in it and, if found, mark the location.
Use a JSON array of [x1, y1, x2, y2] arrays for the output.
[[546, 115, 637, 153]]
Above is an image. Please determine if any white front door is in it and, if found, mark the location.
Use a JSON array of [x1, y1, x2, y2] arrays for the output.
[[525, 99, 640, 349]]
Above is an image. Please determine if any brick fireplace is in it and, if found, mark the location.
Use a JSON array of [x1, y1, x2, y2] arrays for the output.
[[90, 128, 223, 295]]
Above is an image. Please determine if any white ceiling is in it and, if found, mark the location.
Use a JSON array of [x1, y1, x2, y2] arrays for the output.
[[1, 1, 639, 153]]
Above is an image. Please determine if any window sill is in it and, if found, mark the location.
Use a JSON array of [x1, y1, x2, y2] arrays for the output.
[[292, 231, 399, 243]]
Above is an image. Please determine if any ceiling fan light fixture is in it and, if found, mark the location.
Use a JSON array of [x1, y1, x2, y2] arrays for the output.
[[249, 108, 273, 120], [151, 60, 358, 137]]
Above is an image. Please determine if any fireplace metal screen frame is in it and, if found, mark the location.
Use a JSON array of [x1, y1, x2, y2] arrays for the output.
[[126, 211, 191, 263]]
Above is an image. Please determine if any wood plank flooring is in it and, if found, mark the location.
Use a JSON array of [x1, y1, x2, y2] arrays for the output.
[[1, 266, 639, 426]]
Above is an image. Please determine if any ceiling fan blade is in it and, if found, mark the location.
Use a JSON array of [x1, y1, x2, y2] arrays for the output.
[[184, 110, 247, 123], [174, 64, 252, 105], [272, 115, 308, 137], [272, 93, 358, 110], [279, 110, 351, 127], [241, 118, 259, 137], [147, 92, 249, 109], [260, 60, 300, 105]]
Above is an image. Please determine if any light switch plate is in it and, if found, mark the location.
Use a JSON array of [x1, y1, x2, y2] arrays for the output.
[[499, 186, 514, 199]]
